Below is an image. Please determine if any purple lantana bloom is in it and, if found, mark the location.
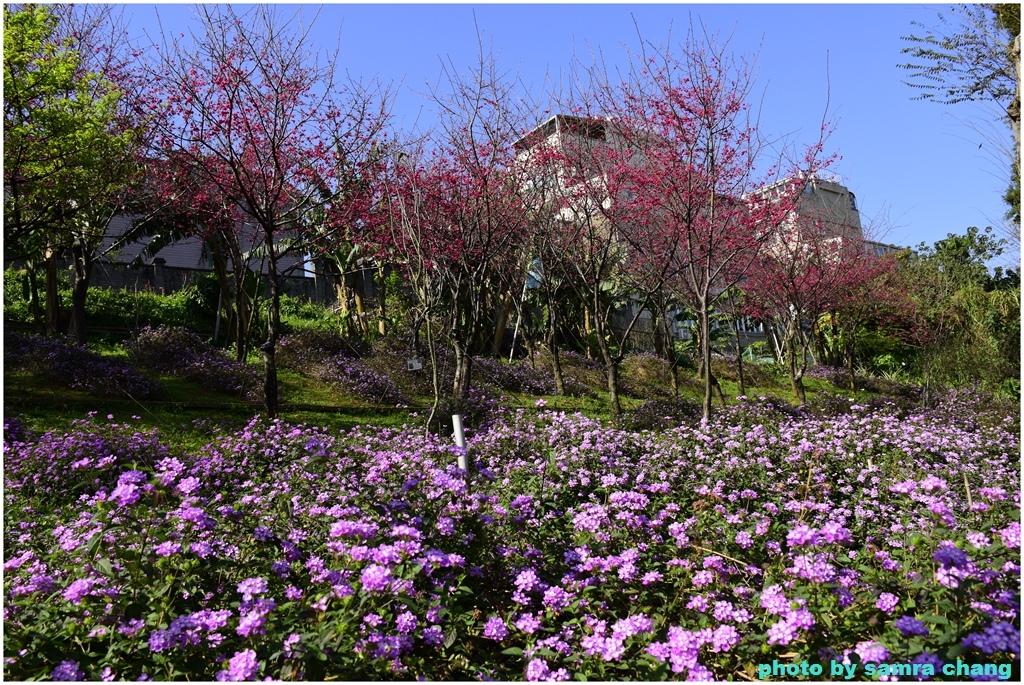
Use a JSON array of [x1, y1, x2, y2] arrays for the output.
[[484, 617, 509, 641], [215, 649, 259, 681], [52, 661, 85, 681], [237, 577, 268, 601]]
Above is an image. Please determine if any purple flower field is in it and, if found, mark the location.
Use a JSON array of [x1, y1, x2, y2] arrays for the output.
[[3, 391, 1020, 681]]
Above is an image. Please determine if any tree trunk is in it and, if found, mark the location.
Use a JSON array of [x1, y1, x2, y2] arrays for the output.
[[546, 300, 566, 395], [768, 325, 784, 363], [584, 308, 595, 359], [700, 303, 714, 422], [376, 263, 387, 336], [844, 335, 856, 392], [491, 290, 515, 355], [334, 276, 356, 337], [232, 268, 249, 363], [652, 306, 666, 357], [222, 240, 250, 363], [786, 322, 807, 405], [731, 316, 746, 398], [68, 241, 94, 345], [424, 312, 442, 436], [812, 317, 828, 366], [262, 240, 281, 419], [452, 343, 473, 401], [711, 373, 727, 408], [550, 343, 566, 396], [44, 248, 61, 337], [209, 244, 238, 351], [353, 267, 369, 336], [27, 266, 44, 333], [593, 323, 621, 418]]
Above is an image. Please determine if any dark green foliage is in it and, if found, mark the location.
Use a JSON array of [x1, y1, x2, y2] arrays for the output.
[[900, 4, 1021, 221], [2, 267, 219, 333]]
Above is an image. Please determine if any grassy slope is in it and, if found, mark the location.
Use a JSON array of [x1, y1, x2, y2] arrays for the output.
[[4, 334, 881, 457]]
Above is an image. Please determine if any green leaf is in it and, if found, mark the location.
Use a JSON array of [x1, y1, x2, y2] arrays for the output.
[[921, 614, 949, 625], [945, 644, 969, 659], [93, 558, 114, 578], [85, 531, 104, 557], [501, 647, 524, 657]]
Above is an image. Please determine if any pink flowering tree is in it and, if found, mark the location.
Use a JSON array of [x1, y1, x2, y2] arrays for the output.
[[527, 28, 822, 420], [147, 5, 391, 417], [817, 251, 903, 391], [520, 114, 675, 418], [379, 48, 531, 415], [616, 32, 829, 420], [125, 151, 259, 362], [745, 211, 879, 405]]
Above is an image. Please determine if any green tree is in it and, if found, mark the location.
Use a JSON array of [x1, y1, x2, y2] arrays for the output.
[[896, 227, 1020, 402], [900, 4, 1021, 226], [4, 4, 143, 342], [926, 225, 1013, 289]]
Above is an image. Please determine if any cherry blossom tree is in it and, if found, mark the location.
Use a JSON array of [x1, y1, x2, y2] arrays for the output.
[[744, 205, 878, 405], [124, 152, 259, 362], [521, 113, 673, 418], [525, 27, 819, 420], [817, 251, 902, 391], [620, 31, 829, 420], [380, 46, 531, 408], [147, 5, 390, 418]]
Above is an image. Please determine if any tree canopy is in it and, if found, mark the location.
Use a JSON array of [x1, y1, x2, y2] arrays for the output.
[[900, 4, 1021, 228]]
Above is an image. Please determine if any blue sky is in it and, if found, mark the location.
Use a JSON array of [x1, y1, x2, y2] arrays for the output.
[[124, 3, 1018, 259]]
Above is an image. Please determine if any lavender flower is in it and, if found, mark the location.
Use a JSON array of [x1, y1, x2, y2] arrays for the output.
[[894, 616, 930, 637], [961, 622, 1021, 656], [876, 592, 899, 614], [854, 641, 889, 664], [237, 577, 268, 601], [359, 564, 392, 592], [483, 617, 509, 641], [51, 661, 85, 681], [216, 649, 259, 681]]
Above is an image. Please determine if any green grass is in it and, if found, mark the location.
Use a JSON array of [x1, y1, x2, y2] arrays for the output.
[[4, 327, 888, 444]]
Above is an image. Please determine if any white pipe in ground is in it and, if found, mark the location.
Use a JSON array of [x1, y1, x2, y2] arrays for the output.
[[452, 414, 468, 473]]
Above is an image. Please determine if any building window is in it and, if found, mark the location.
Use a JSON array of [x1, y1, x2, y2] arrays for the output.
[[849, 192, 857, 212]]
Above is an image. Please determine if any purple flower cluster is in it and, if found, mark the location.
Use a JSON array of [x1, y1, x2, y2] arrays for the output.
[[474, 355, 557, 396], [126, 325, 261, 400], [215, 649, 259, 681], [876, 592, 900, 615], [961, 622, 1021, 656], [5, 331, 160, 398], [894, 616, 930, 637], [3, 386, 1019, 681], [276, 331, 406, 404]]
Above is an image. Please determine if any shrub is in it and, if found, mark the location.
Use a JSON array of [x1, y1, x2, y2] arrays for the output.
[[618, 397, 702, 431], [310, 355, 407, 406], [3, 331, 160, 399], [278, 293, 343, 335], [531, 349, 603, 398], [473, 356, 556, 396], [274, 330, 406, 405], [276, 330, 368, 372], [364, 335, 457, 401], [125, 326, 261, 401], [619, 353, 674, 399], [712, 356, 779, 388]]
